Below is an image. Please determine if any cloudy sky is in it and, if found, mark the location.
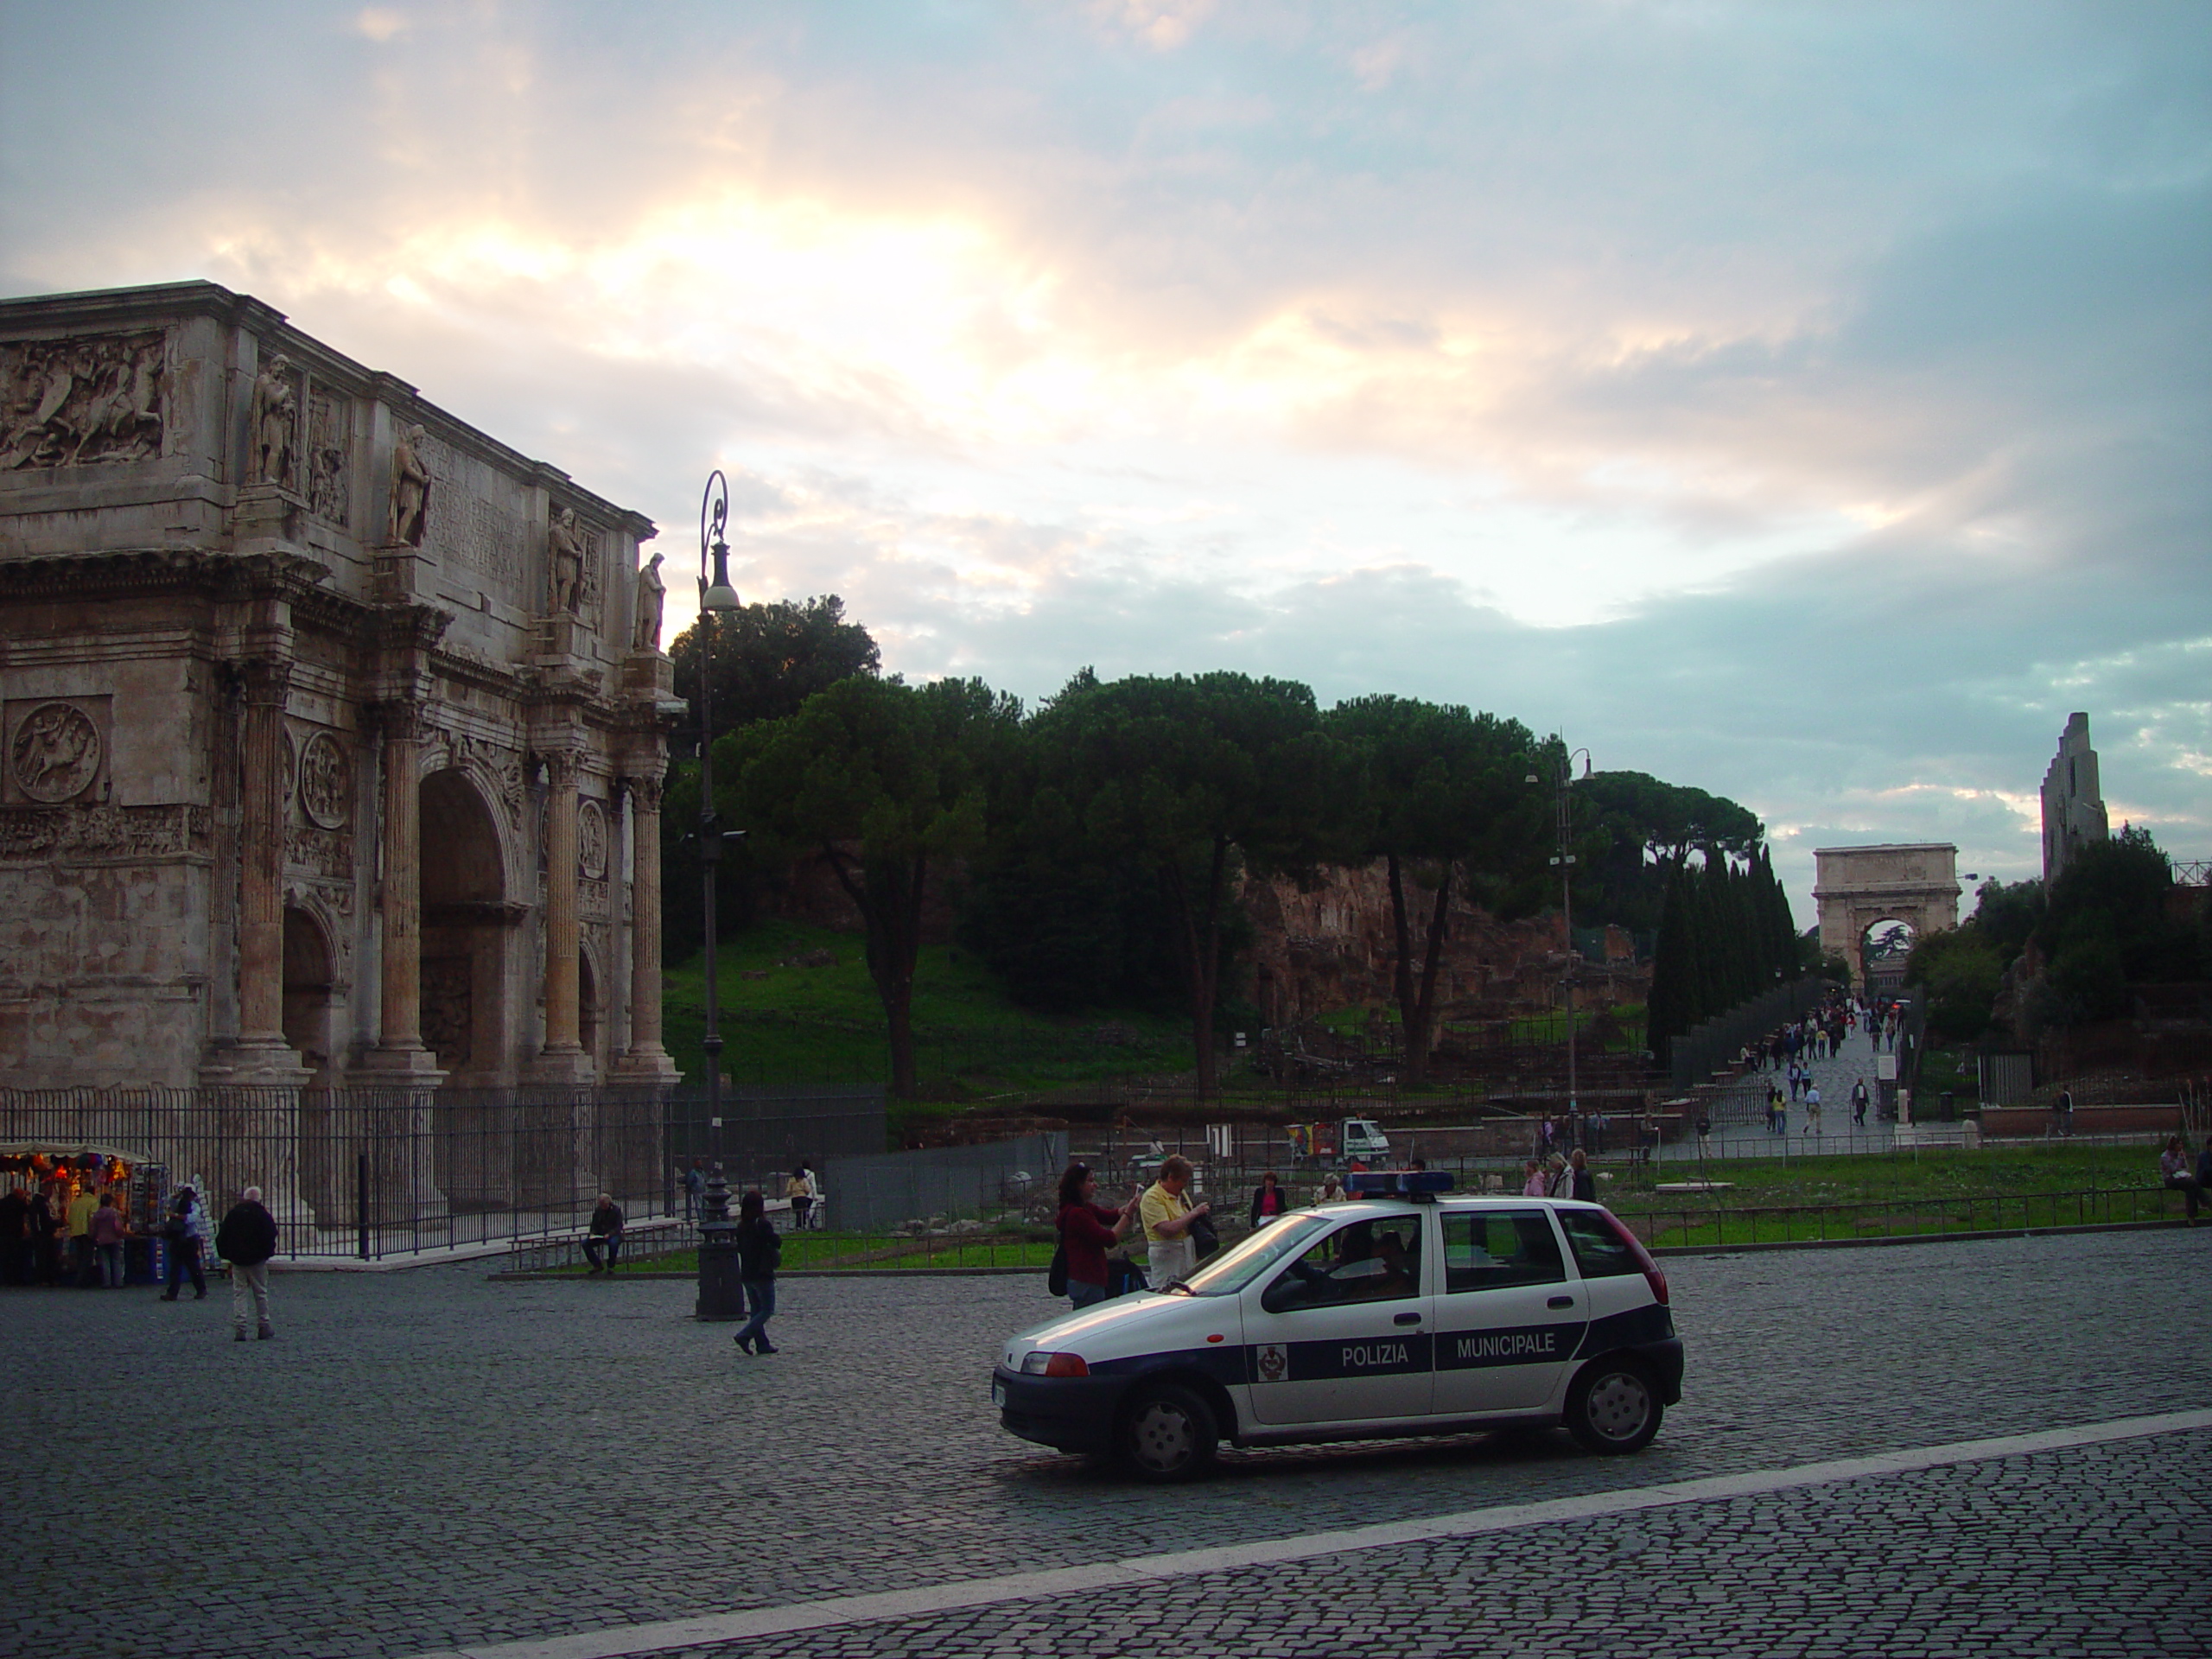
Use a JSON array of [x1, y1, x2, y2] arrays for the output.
[[4, 1, 2207, 922]]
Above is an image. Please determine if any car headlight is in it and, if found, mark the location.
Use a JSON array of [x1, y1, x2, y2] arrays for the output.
[[1019, 1351, 1090, 1377]]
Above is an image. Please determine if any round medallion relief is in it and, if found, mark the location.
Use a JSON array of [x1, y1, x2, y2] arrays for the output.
[[10, 702, 103, 803], [297, 731, 354, 830], [578, 798, 608, 880]]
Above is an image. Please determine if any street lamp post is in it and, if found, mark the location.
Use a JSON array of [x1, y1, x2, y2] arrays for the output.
[[694, 470, 746, 1321], [1531, 747, 1592, 1134]]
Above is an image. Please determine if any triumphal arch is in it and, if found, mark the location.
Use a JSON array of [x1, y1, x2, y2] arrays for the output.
[[0, 281, 683, 1100], [1812, 843, 1961, 990]]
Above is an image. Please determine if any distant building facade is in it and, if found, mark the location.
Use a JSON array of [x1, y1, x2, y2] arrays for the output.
[[2040, 712, 2108, 885], [0, 282, 683, 1094]]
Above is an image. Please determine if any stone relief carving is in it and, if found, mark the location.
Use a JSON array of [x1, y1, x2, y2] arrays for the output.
[[297, 731, 353, 830], [10, 702, 103, 804], [308, 388, 351, 526], [279, 728, 297, 818], [633, 552, 666, 652], [578, 798, 607, 880], [0, 804, 210, 861], [580, 880, 609, 922], [448, 732, 525, 833], [0, 332, 164, 470], [250, 352, 299, 489], [420, 957, 474, 1069], [387, 423, 430, 547], [288, 824, 354, 880]]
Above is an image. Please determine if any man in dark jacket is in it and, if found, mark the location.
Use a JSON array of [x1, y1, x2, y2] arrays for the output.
[[584, 1194, 624, 1273], [215, 1185, 280, 1341]]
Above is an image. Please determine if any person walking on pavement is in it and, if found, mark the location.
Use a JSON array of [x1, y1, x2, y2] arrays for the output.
[[1522, 1158, 1548, 1198], [731, 1189, 782, 1353], [216, 1185, 279, 1340], [1851, 1078, 1870, 1128], [89, 1192, 128, 1287], [1567, 1147, 1597, 1203], [1695, 1110, 1713, 1158], [161, 1185, 207, 1300], [2049, 1088, 2075, 1139], [582, 1194, 624, 1274], [1805, 1082, 1822, 1135], [1139, 1154, 1211, 1291]]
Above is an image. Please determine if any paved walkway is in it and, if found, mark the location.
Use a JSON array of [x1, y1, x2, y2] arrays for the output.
[[3, 1228, 2207, 1657]]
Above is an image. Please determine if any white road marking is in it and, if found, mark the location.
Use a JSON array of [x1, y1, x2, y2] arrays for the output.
[[406, 1408, 2212, 1659]]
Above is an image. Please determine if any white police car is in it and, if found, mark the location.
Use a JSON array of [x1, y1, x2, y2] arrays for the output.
[[993, 1172, 1682, 1481]]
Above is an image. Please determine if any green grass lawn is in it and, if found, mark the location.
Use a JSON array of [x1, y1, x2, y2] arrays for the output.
[[1607, 1141, 2183, 1247], [659, 920, 1195, 1118], [537, 1227, 1059, 1275]]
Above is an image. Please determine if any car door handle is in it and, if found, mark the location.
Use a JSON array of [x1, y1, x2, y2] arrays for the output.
[[1393, 1312, 1422, 1325], [1548, 1296, 1575, 1309]]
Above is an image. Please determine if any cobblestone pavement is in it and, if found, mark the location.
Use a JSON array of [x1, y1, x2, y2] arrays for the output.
[[675, 1435, 2204, 1659], [4, 1227, 2208, 1658]]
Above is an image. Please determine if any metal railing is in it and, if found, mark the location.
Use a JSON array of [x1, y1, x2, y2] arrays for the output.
[[0, 1084, 883, 1261]]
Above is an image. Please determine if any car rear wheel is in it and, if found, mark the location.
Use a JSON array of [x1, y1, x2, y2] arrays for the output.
[[1566, 1358, 1662, 1454], [1118, 1382, 1218, 1482]]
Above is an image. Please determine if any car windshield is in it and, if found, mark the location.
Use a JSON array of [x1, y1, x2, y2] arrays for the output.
[[1174, 1213, 1332, 1296]]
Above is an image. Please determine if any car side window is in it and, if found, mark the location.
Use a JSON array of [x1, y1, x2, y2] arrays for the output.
[[1262, 1217, 1423, 1313], [1556, 1208, 1641, 1278], [1442, 1211, 1566, 1294]]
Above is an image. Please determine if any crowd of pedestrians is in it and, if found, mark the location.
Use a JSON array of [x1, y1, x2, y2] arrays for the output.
[[0, 1172, 282, 1339]]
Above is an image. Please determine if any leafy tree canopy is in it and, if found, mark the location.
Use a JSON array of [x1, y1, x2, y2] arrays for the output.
[[670, 594, 880, 732]]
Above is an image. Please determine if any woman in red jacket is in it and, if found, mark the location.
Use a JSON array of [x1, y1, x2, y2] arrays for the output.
[[1056, 1161, 1140, 1310]]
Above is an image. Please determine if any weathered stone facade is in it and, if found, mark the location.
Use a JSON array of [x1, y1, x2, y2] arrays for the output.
[[0, 282, 683, 1092], [2041, 711, 2108, 885], [1245, 861, 1645, 1035]]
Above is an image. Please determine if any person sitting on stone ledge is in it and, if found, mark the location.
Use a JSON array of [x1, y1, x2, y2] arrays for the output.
[[583, 1193, 625, 1272]]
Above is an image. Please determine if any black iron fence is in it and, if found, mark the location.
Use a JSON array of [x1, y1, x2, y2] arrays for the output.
[[0, 1084, 883, 1261]]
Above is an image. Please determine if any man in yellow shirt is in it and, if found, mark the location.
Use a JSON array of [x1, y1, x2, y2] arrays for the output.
[[65, 1184, 99, 1286], [1138, 1154, 1211, 1290]]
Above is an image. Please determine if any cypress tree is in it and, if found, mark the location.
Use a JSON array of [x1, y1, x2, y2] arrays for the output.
[[1647, 862, 1694, 1056]]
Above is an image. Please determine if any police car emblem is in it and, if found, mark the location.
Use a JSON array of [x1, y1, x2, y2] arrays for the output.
[[1256, 1343, 1287, 1383]]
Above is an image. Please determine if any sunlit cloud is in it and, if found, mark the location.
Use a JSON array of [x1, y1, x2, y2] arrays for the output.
[[1, 0, 2204, 917]]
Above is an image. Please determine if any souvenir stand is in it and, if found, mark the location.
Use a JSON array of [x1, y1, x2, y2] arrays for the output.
[[0, 1143, 161, 1285]]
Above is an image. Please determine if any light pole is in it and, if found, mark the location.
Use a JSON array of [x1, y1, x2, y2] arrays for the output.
[[1529, 747, 1592, 1133], [694, 470, 745, 1321]]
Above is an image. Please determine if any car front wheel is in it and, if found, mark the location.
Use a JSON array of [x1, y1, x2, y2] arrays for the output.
[[1118, 1382, 1218, 1482], [1566, 1358, 1662, 1454]]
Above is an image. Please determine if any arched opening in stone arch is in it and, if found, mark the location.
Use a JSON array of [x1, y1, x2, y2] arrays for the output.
[[420, 768, 512, 1084], [282, 906, 336, 1090], [578, 946, 601, 1072], [1859, 916, 1918, 997]]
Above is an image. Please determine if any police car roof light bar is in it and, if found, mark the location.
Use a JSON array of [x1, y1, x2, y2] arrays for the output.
[[1344, 1170, 1455, 1200]]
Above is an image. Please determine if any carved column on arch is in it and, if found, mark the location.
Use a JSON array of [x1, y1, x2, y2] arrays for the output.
[[238, 658, 295, 1049], [612, 772, 677, 1081], [363, 701, 442, 1078], [532, 747, 593, 1080]]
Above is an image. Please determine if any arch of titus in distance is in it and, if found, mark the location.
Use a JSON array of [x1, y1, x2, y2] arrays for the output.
[[1812, 842, 1961, 990], [0, 282, 684, 1096]]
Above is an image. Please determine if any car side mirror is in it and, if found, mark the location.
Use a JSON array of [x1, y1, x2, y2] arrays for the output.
[[1261, 1275, 1308, 1316]]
